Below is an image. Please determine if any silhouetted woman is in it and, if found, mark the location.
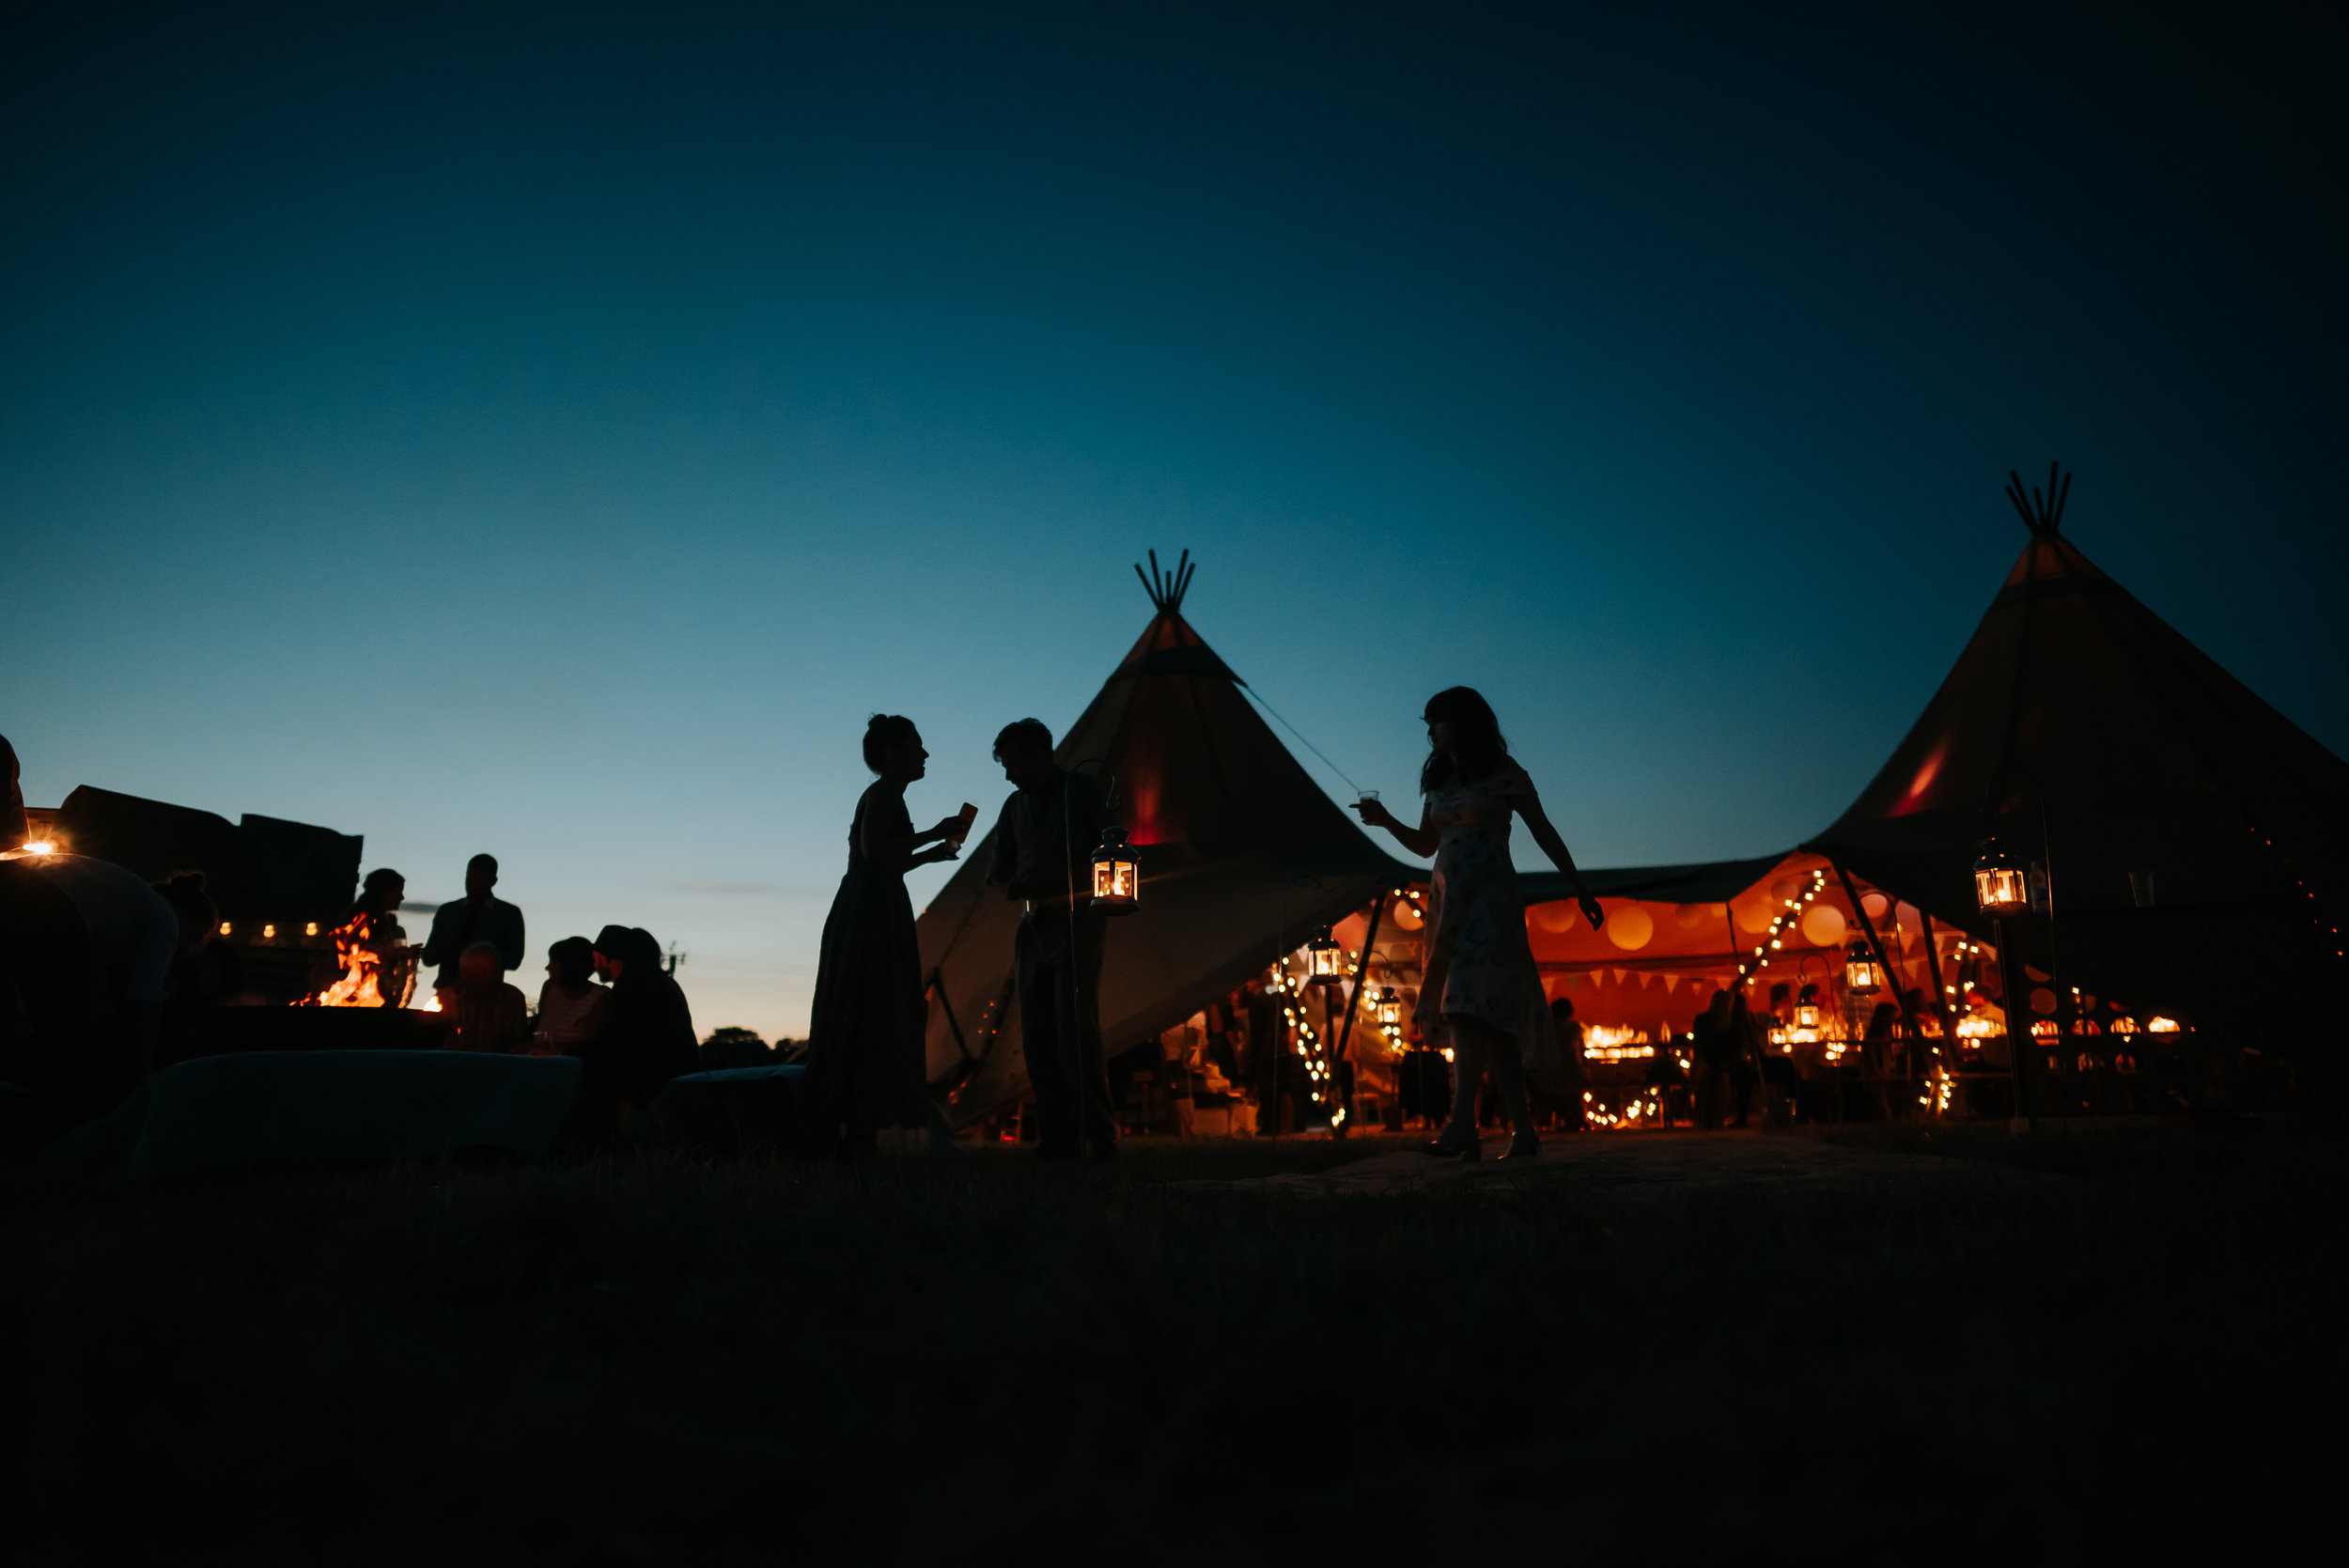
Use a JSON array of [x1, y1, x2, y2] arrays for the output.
[[804, 715, 966, 1156], [1355, 688, 1603, 1160]]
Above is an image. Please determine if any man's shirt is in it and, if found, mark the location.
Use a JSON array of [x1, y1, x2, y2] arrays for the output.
[[988, 768, 1107, 920], [423, 895, 526, 992]]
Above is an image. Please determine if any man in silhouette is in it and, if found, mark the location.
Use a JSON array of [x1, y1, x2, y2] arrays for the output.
[[422, 853, 525, 998], [988, 718, 1115, 1159]]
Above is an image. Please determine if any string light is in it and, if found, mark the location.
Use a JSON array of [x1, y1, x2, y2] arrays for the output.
[[1737, 869, 1830, 986]]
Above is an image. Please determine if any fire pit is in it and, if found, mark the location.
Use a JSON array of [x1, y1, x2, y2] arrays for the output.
[[195, 1005, 451, 1055]]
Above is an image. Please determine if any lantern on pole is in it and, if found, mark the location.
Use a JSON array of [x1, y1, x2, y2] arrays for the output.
[[1794, 984, 1823, 1032], [1090, 827, 1139, 914], [1844, 940, 1885, 996], [1973, 836, 2030, 917], [1306, 926, 1345, 984], [1376, 986, 1403, 1027]]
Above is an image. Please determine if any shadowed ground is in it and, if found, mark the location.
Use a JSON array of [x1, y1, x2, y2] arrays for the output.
[[6, 1126, 2341, 1565]]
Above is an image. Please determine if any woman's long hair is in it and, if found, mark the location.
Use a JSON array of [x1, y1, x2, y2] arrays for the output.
[[1419, 686, 1509, 793]]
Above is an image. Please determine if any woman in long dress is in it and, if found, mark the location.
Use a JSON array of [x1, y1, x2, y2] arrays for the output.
[[1355, 687, 1604, 1160], [805, 715, 967, 1156]]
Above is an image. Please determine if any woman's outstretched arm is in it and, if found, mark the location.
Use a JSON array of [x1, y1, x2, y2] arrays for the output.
[[863, 809, 961, 875], [1354, 796, 1440, 859], [1516, 788, 1605, 930]]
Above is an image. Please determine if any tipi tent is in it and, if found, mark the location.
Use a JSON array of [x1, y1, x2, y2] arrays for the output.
[[1804, 467, 2348, 1054], [917, 554, 1413, 1126]]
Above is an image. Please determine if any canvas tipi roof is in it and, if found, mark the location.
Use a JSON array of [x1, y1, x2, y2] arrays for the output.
[[1804, 467, 2348, 1035], [918, 553, 1413, 1125]]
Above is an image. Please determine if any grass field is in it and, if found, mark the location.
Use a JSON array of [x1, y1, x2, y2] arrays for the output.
[[8, 1126, 2344, 1564]]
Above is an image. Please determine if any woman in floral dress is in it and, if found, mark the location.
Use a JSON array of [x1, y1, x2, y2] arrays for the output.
[[1356, 687, 1604, 1160]]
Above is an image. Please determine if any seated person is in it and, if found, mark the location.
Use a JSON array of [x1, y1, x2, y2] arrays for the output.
[[150, 871, 254, 1065], [442, 940, 531, 1053], [578, 925, 698, 1137], [533, 936, 610, 1056]]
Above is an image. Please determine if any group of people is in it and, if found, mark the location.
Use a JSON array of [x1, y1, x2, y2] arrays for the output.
[[801, 687, 1610, 1164], [343, 854, 699, 1138], [13, 678, 1625, 1164]]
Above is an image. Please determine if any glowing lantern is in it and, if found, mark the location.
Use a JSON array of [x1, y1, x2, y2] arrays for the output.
[[218, 922, 233, 937], [1795, 999, 1823, 1031], [304, 922, 319, 937], [262, 924, 276, 939], [1306, 926, 1345, 984], [1844, 941, 1885, 995], [1973, 837, 2030, 916], [1090, 827, 1139, 914], [1376, 986, 1403, 1027]]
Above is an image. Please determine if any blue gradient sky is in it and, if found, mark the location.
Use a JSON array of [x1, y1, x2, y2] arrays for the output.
[[5, 3, 2341, 1038]]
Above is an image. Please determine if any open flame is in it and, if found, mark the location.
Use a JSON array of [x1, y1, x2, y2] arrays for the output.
[[297, 910, 414, 1008]]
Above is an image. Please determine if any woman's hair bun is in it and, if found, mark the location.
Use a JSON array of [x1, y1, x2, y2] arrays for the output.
[[863, 713, 918, 772]]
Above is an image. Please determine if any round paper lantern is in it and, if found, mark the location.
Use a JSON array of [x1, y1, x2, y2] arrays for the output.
[[1772, 877, 1801, 903], [1894, 902, 1921, 931], [2030, 986, 2058, 1016], [1392, 901, 1424, 932], [1859, 891, 1891, 922], [1734, 896, 1775, 935], [1673, 902, 1713, 930], [1532, 901, 1580, 935], [1798, 904, 1847, 948], [1604, 904, 1654, 951]]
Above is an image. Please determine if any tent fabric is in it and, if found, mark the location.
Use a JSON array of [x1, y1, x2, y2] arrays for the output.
[[918, 602, 1415, 1126], [44, 1050, 583, 1184], [1803, 524, 2349, 1042], [1519, 854, 1790, 909]]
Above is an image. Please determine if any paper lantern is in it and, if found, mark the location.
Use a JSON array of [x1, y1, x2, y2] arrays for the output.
[[1604, 904, 1654, 951], [1859, 891, 1891, 922], [1673, 903, 1712, 930], [1392, 900, 1424, 932], [1090, 827, 1139, 914], [1798, 904, 1847, 948], [1532, 901, 1580, 934], [1844, 941, 1885, 995], [1973, 837, 2030, 917], [1733, 896, 1775, 935]]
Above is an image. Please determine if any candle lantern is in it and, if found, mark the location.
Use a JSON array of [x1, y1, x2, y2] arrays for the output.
[[1844, 940, 1885, 995], [1090, 827, 1140, 914], [1376, 986, 1403, 1027], [1973, 836, 2030, 917], [1306, 926, 1346, 984], [1794, 985, 1823, 1032]]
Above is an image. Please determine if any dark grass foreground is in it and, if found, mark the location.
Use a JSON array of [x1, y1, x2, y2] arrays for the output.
[[7, 1129, 2345, 1565]]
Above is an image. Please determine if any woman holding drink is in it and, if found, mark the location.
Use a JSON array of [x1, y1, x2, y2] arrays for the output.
[[1354, 687, 1604, 1160], [805, 715, 974, 1157]]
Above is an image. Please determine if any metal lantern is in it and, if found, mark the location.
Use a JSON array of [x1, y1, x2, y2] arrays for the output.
[[1844, 940, 1885, 995], [1306, 926, 1346, 984], [1090, 826, 1140, 914], [1377, 986, 1403, 1026], [1973, 836, 2030, 917], [1795, 998, 1823, 1031]]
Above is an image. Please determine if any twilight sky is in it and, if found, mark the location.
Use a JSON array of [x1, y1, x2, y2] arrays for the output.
[[5, 2, 2341, 1039]]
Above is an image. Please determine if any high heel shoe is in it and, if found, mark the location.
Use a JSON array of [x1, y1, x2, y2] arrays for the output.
[[1420, 1134, 1481, 1160], [1498, 1133, 1541, 1161]]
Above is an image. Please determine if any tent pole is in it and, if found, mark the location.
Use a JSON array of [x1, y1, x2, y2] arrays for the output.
[[1917, 915, 1960, 1113], [1331, 891, 1389, 1134], [1833, 862, 1913, 1121]]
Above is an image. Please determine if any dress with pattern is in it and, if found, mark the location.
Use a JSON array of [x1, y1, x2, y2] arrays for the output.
[[1415, 761, 1559, 1070]]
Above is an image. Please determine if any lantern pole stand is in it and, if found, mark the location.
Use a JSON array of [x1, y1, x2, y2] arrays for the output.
[[1832, 862, 1913, 1122], [1330, 890, 1391, 1136], [1060, 756, 1114, 1166], [1979, 768, 2060, 1135]]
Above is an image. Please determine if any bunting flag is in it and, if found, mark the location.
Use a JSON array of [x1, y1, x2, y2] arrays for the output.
[[1663, 974, 1679, 992], [1611, 969, 1626, 986]]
